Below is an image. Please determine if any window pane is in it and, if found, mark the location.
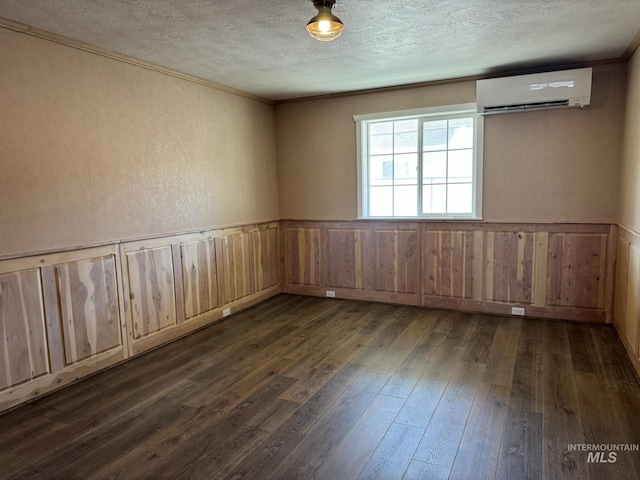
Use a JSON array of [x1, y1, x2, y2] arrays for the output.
[[394, 185, 417, 216], [370, 122, 393, 135], [423, 120, 447, 151], [448, 183, 473, 213], [370, 134, 393, 155], [422, 184, 446, 213], [448, 117, 473, 149], [394, 119, 418, 133], [394, 130, 418, 153], [423, 151, 447, 184], [369, 186, 393, 216], [448, 149, 473, 183], [362, 109, 477, 219], [369, 155, 393, 186], [394, 119, 418, 154], [394, 153, 418, 185]]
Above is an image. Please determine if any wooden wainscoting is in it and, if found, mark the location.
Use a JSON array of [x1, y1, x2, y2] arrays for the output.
[[0, 245, 128, 412], [121, 222, 281, 356], [282, 221, 615, 324], [614, 225, 640, 376], [0, 221, 280, 412], [283, 221, 421, 304]]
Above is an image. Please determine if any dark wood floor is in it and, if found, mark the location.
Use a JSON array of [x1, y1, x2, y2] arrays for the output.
[[1, 294, 640, 480]]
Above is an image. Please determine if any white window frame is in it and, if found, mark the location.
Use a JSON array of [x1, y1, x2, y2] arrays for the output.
[[355, 103, 483, 220]]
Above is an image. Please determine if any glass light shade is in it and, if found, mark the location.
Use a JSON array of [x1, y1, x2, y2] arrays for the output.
[[306, 5, 344, 42]]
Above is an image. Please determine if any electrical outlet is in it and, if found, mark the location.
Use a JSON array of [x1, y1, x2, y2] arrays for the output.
[[511, 307, 525, 316], [326, 290, 336, 298], [223, 307, 231, 317]]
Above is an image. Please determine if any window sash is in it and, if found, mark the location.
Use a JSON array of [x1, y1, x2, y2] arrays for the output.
[[356, 105, 483, 220]]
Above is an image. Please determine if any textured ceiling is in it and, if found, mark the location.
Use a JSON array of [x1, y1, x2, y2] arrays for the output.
[[0, 0, 639, 101]]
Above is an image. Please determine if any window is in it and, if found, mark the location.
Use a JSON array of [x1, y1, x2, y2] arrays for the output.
[[355, 104, 483, 219]]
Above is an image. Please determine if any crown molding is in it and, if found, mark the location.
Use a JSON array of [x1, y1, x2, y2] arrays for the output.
[[0, 16, 274, 105]]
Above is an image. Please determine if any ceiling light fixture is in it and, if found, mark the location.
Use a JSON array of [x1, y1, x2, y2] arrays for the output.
[[306, 0, 344, 42]]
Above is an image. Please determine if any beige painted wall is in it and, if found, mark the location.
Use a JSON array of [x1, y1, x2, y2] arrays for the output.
[[276, 64, 625, 223], [619, 49, 640, 233], [0, 28, 279, 258]]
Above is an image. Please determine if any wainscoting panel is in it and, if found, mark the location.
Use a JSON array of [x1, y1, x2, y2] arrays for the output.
[[217, 232, 252, 304], [282, 221, 613, 323], [181, 239, 219, 321], [125, 246, 178, 340], [283, 221, 421, 304], [121, 222, 280, 356], [423, 229, 475, 299], [374, 228, 420, 294], [484, 231, 534, 304], [56, 255, 122, 365], [0, 245, 128, 412], [614, 226, 640, 376], [284, 227, 321, 286], [0, 268, 49, 391], [251, 225, 279, 293], [547, 233, 608, 309], [327, 228, 368, 290]]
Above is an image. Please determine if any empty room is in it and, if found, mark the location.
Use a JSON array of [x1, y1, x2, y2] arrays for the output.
[[2, 1, 640, 479]]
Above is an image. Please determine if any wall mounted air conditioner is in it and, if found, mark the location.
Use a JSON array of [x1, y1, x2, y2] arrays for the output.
[[476, 67, 592, 114]]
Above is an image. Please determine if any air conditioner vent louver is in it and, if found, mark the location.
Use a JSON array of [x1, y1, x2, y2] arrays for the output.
[[477, 68, 592, 115], [483, 100, 570, 114]]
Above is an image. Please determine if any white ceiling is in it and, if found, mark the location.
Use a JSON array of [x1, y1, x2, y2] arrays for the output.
[[1, 0, 639, 101]]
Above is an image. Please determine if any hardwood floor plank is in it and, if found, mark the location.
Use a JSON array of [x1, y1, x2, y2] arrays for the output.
[[574, 371, 640, 480], [541, 321, 589, 480], [380, 318, 444, 399], [413, 366, 477, 469], [348, 308, 417, 367], [313, 394, 406, 480], [159, 376, 298, 480], [449, 382, 510, 480], [442, 311, 477, 347], [403, 459, 450, 480], [93, 375, 297, 480], [477, 317, 521, 386], [567, 323, 600, 374], [461, 313, 500, 364], [591, 325, 640, 394], [11, 394, 195, 480], [279, 332, 367, 403], [368, 311, 437, 375], [495, 319, 544, 480], [268, 371, 388, 478], [227, 371, 388, 479], [394, 341, 464, 428], [357, 422, 424, 480]]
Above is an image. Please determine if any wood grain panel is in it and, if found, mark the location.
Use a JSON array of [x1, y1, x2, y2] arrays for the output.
[[56, 256, 122, 365], [485, 231, 534, 304], [615, 238, 630, 328], [327, 229, 367, 290], [251, 227, 279, 292], [624, 245, 640, 355], [218, 233, 252, 304], [126, 247, 177, 339], [0, 269, 49, 390], [41, 266, 65, 374], [424, 230, 474, 298], [285, 228, 321, 286], [181, 240, 218, 320], [374, 229, 419, 294], [547, 233, 607, 309]]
